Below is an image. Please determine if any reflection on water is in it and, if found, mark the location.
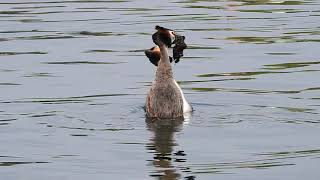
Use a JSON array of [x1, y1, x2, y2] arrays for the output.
[[146, 119, 194, 180]]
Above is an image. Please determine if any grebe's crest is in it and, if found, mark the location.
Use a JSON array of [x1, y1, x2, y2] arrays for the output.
[[152, 25, 176, 47]]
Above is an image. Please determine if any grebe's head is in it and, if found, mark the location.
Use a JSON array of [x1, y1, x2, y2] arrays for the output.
[[144, 46, 173, 66], [145, 46, 174, 66], [152, 25, 175, 47], [145, 46, 160, 66]]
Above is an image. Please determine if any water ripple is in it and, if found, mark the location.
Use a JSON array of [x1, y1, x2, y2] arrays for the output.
[[263, 61, 320, 70], [16, 35, 79, 40], [189, 159, 294, 174], [0, 1, 130, 5], [226, 36, 320, 44], [0, 83, 21, 86], [258, 148, 320, 159], [188, 86, 320, 95], [0, 94, 130, 104], [44, 61, 125, 65], [0, 161, 49, 167], [74, 31, 126, 36], [0, 51, 47, 56]]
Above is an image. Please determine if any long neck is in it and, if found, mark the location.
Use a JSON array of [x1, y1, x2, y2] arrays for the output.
[[158, 44, 171, 64], [155, 44, 173, 82]]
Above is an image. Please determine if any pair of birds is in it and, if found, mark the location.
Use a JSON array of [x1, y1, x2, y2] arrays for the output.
[[144, 26, 192, 119]]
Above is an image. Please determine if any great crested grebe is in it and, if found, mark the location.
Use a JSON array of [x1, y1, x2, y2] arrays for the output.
[[145, 26, 192, 119]]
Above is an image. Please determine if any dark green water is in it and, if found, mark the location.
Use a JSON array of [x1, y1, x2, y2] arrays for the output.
[[0, 0, 319, 179]]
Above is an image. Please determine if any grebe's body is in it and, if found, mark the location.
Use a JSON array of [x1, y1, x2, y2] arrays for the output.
[[173, 80, 193, 113], [145, 26, 192, 119]]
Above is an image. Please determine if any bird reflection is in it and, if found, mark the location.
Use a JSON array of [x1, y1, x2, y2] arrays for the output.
[[146, 118, 195, 180]]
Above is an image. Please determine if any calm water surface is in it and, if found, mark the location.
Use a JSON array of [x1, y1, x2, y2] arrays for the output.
[[1, 0, 320, 179]]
